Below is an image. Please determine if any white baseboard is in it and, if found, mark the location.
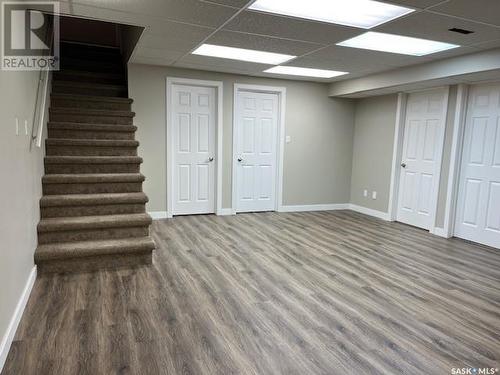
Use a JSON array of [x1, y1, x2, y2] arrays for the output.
[[217, 208, 235, 216], [148, 211, 170, 220], [430, 227, 450, 238], [0, 266, 37, 373], [348, 204, 391, 221], [280, 204, 349, 212]]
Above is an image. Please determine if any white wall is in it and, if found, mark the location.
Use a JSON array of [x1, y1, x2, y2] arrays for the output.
[[128, 64, 356, 212], [0, 69, 44, 367]]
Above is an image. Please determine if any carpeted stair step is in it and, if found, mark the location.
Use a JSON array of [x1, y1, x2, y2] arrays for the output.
[[42, 173, 145, 194], [46, 139, 138, 156], [50, 107, 134, 125], [37, 213, 152, 244], [51, 93, 132, 111], [53, 69, 125, 85], [35, 237, 154, 273], [52, 81, 127, 97], [48, 122, 136, 140], [44, 156, 142, 174], [40, 192, 148, 218]]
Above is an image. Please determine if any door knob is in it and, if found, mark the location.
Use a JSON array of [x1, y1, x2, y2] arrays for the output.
[[401, 162, 407, 168], [208, 157, 214, 162], [237, 157, 243, 162]]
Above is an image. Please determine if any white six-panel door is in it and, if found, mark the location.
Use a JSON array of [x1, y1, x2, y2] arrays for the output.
[[455, 84, 500, 248], [172, 84, 216, 215], [397, 89, 448, 229], [235, 90, 279, 212]]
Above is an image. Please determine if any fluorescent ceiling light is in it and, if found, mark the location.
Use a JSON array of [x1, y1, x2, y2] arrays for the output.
[[337, 32, 460, 56], [191, 44, 295, 64], [249, 0, 414, 29], [264, 66, 348, 78]]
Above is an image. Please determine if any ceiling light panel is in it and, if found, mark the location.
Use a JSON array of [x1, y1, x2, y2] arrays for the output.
[[248, 0, 414, 29], [337, 32, 460, 56], [264, 66, 348, 78], [191, 44, 295, 64]]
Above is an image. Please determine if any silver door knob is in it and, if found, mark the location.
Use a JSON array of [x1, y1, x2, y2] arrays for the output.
[[237, 157, 243, 162], [401, 162, 407, 168], [208, 157, 214, 162]]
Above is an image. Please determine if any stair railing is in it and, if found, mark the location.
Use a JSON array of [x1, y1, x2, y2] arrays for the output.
[[31, 14, 54, 149]]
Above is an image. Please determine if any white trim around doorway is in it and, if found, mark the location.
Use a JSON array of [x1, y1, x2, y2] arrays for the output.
[[166, 77, 224, 218], [232, 83, 286, 214], [387, 87, 450, 233]]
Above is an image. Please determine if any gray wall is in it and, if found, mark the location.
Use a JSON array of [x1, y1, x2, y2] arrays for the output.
[[350, 95, 398, 212], [0, 69, 44, 355], [349, 87, 458, 230], [128, 64, 355, 211]]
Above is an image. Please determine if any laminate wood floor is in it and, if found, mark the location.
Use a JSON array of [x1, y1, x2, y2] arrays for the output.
[[3, 210, 500, 374]]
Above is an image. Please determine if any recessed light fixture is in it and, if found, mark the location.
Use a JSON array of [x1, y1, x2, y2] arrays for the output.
[[264, 66, 348, 78], [249, 0, 414, 29], [191, 44, 295, 64], [337, 32, 460, 56]]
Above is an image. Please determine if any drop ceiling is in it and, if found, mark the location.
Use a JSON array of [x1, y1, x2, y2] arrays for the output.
[[54, 0, 500, 82]]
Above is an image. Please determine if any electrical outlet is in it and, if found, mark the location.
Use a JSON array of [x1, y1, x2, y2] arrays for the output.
[[372, 191, 377, 200], [363, 189, 368, 197], [285, 135, 291, 144]]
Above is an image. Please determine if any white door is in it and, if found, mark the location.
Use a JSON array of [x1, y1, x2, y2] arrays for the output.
[[455, 84, 500, 248], [234, 90, 279, 212], [397, 88, 448, 229], [171, 84, 216, 215]]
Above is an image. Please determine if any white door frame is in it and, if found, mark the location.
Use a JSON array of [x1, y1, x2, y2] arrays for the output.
[[166, 77, 223, 218], [440, 84, 469, 238], [387, 87, 450, 233], [232, 83, 286, 214]]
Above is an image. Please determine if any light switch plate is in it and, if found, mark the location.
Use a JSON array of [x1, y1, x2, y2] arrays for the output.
[[372, 191, 377, 200], [285, 136, 291, 144], [363, 189, 368, 197]]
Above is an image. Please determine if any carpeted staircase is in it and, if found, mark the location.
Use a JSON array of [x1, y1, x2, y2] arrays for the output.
[[34, 42, 155, 273]]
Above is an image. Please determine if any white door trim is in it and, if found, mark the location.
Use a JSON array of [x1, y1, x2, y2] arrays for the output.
[[388, 87, 450, 231], [388, 92, 408, 221], [440, 84, 469, 237], [232, 83, 286, 214], [166, 77, 223, 218]]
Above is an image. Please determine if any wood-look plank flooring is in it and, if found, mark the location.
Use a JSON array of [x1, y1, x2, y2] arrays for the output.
[[3, 210, 500, 374]]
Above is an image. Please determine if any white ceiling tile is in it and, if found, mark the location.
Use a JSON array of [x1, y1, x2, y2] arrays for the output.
[[223, 10, 362, 44], [178, 53, 272, 72], [410, 45, 479, 63], [430, 0, 500, 27], [206, 30, 324, 56], [376, 11, 500, 45], [140, 22, 214, 51], [135, 47, 186, 61], [297, 45, 421, 70], [282, 56, 392, 76], [174, 61, 265, 76], [382, 0, 447, 9], [131, 56, 176, 66], [471, 39, 500, 51], [200, 0, 251, 7], [59, 0, 238, 27]]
